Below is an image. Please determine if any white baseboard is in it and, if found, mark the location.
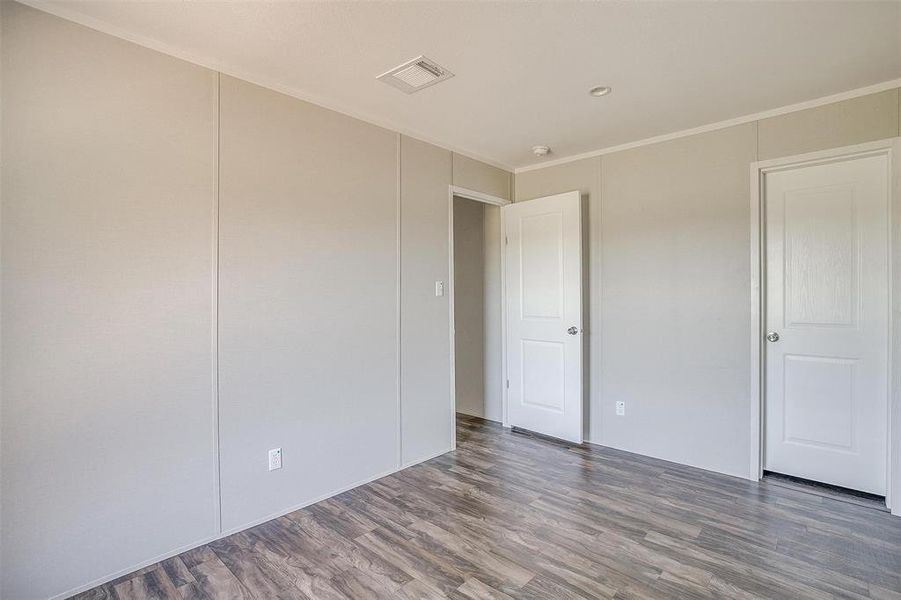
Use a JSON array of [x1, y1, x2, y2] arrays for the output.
[[49, 445, 453, 600], [402, 446, 455, 470]]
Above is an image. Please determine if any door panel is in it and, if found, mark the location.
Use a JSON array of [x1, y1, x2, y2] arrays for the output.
[[764, 154, 888, 495], [783, 355, 855, 450], [521, 212, 564, 319], [504, 191, 582, 443], [522, 340, 566, 411], [784, 185, 857, 327]]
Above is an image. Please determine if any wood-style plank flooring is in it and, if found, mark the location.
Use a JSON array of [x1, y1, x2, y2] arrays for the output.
[[73, 414, 901, 599]]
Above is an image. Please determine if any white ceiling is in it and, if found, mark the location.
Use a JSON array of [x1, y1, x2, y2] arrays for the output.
[[26, 1, 901, 170]]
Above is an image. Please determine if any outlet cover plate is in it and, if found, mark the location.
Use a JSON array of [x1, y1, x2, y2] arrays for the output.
[[268, 448, 282, 471]]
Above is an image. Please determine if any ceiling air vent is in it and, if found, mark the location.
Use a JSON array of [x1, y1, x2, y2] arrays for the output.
[[377, 56, 454, 94]]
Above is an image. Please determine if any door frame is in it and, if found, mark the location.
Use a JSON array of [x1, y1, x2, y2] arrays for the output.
[[447, 186, 511, 450], [749, 137, 900, 514]]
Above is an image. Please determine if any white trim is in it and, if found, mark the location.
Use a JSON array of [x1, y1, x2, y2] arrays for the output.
[[21, 0, 901, 177], [752, 139, 897, 173], [448, 186, 511, 435], [884, 143, 893, 512], [749, 139, 898, 516], [18, 1, 900, 175], [448, 190, 457, 448], [17, 0, 516, 174], [48, 447, 445, 600], [517, 79, 901, 174], [891, 138, 901, 516], [401, 447, 454, 471], [451, 185, 511, 207]]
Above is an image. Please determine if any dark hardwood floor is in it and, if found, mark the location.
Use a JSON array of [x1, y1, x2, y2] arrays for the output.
[[73, 414, 901, 599]]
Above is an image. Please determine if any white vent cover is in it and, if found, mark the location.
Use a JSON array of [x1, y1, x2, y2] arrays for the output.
[[377, 56, 454, 94]]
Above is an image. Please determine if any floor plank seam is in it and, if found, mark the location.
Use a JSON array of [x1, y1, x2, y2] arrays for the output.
[[71, 415, 901, 600]]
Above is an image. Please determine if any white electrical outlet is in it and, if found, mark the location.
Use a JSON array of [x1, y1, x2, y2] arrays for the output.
[[435, 281, 445, 297], [268, 448, 282, 471], [615, 401, 625, 416]]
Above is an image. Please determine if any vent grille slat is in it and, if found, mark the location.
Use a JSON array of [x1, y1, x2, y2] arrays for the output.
[[377, 55, 454, 94], [414, 60, 443, 78]]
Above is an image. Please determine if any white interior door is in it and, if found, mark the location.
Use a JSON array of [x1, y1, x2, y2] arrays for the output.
[[764, 153, 889, 495], [504, 191, 582, 443]]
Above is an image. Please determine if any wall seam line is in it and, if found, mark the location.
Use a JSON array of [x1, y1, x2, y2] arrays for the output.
[[514, 78, 901, 173], [594, 155, 603, 445], [396, 133, 403, 469], [213, 71, 223, 534]]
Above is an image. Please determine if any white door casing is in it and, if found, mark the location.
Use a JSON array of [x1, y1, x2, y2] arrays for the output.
[[764, 154, 889, 495], [504, 191, 583, 443]]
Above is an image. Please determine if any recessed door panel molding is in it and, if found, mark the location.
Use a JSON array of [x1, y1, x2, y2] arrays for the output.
[[783, 184, 858, 328], [521, 339, 566, 412], [520, 212, 564, 320], [764, 153, 888, 495], [782, 354, 856, 451], [504, 191, 582, 443]]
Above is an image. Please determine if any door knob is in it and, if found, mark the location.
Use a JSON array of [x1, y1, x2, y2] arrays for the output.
[[766, 331, 780, 342], [567, 326, 579, 335]]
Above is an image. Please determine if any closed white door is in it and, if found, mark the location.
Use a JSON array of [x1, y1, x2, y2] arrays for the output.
[[504, 191, 582, 443], [764, 154, 888, 495]]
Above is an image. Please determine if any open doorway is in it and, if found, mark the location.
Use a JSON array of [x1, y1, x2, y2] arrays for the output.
[[448, 187, 583, 442], [450, 191, 506, 424]]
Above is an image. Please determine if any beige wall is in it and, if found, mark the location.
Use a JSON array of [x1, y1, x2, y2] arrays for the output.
[[453, 153, 512, 201], [401, 136, 453, 464], [0, 4, 511, 598], [516, 87, 901, 477], [482, 203, 504, 424], [757, 89, 899, 160], [1, 3, 218, 598], [600, 124, 756, 476], [217, 74, 400, 530], [452, 198, 504, 422], [453, 197, 486, 418]]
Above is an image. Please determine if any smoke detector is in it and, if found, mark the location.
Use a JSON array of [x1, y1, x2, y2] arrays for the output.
[[377, 56, 454, 94], [532, 145, 551, 157]]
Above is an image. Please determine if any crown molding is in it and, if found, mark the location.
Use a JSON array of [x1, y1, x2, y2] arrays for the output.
[[515, 78, 901, 173], [17, 1, 901, 176], [17, 0, 516, 173]]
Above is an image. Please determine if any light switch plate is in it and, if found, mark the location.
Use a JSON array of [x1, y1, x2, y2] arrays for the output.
[[435, 281, 445, 297], [615, 401, 625, 416]]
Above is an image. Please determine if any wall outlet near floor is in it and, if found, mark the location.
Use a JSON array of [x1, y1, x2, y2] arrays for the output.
[[615, 401, 625, 416], [268, 448, 282, 471]]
